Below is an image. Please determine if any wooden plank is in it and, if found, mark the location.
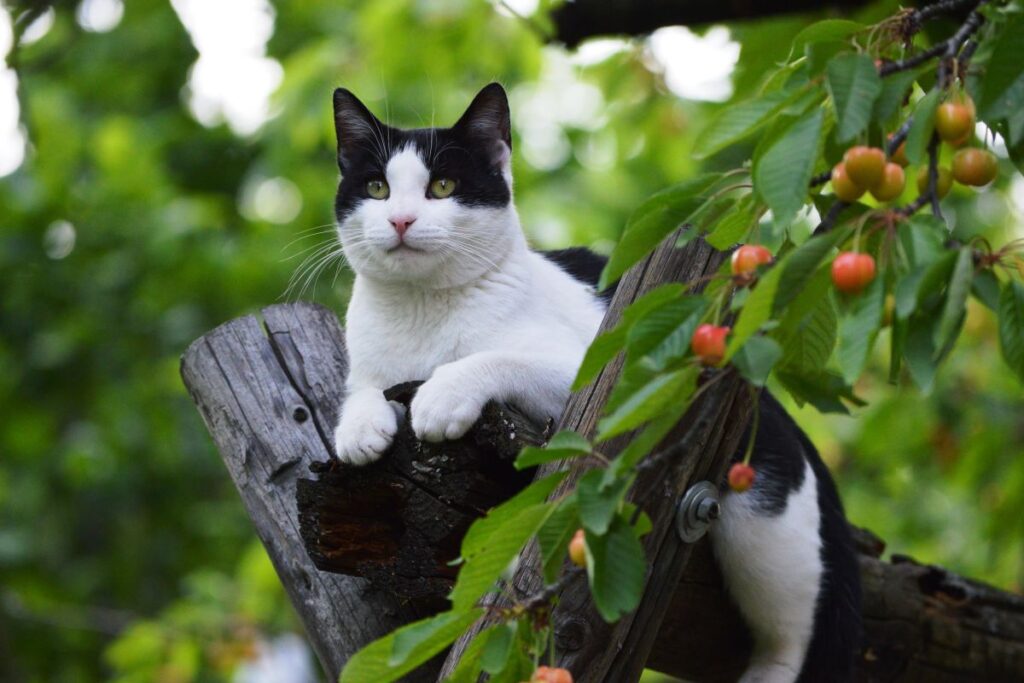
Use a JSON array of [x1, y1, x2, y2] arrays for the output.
[[180, 303, 439, 682]]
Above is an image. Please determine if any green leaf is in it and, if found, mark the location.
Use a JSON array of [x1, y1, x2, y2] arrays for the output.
[[732, 336, 783, 386], [626, 296, 706, 359], [837, 276, 885, 384], [515, 431, 591, 470], [904, 308, 943, 392], [934, 247, 974, 350], [444, 624, 504, 683], [873, 69, 921, 123], [638, 301, 708, 372], [774, 225, 853, 314], [753, 109, 823, 229], [725, 263, 784, 360], [706, 195, 759, 249], [904, 89, 941, 165], [573, 285, 686, 390], [339, 609, 482, 683], [480, 622, 516, 674], [978, 14, 1024, 128], [972, 269, 1001, 311], [612, 396, 693, 473], [693, 93, 790, 159], [775, 266, 837, 373], [459, 472, 565, 559], [596, 366, 698, 442], [449, 503, 554, 610], [776, 368, 862, 414], [537, 497, 579, 583], [827, 53, 883, 142], [578, 469, 633, 535], [790, 20, 864, 60], [599, 175, 721, 289], [585, 515, 646, 622], [998, 281, 1024, 382], [898, 214, 947, 269]]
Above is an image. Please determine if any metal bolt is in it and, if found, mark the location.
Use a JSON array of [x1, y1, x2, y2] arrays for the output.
[[675, 481, 720, 543], [292, 406, 309, 423]]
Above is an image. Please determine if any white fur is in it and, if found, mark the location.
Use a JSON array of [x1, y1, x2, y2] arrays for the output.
[[711, 461, 824, 683], [333, 144, 604, 463]]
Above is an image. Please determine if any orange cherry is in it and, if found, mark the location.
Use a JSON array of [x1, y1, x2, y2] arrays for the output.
[[916, 166, 953, 199], [568, 529, 587, 568], [728, 463, 756, 492], [731, 245, 773, 277], [869, 162, 906, 202], [831, 162, 865, 202], [691, 324, 730, 366], [843, 146, 886, 188], [831, 252, 876, 294], [952, 148, 998, 186]]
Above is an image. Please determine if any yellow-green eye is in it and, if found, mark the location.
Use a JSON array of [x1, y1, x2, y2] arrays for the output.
[[366, 179, 389, 199], [429, 178, 456, 199]]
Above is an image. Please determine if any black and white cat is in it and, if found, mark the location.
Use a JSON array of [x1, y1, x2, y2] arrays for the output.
[[329, 83, 861, 682]]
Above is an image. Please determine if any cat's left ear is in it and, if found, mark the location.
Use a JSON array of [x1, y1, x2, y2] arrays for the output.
[[454, 83, 512, 168]]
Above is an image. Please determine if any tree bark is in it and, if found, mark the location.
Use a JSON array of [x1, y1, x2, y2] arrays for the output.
[[550, 0, 874, 48]]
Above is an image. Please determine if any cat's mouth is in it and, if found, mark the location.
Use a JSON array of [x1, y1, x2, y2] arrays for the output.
[[386, 243, 425, 254]]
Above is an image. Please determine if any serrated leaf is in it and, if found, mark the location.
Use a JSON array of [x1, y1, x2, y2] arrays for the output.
[[789, 20, 865, 60], [693, 92, 790, 159], [612, 396, 692, 474], [774, 225, 853, 314], [775, 267, 837, 372], [998, 281, 1024, 382], [459, 472, 566, 559], [837, 276, 885, 384], [585, 516, 646, 623], [753, 109, 823, 229], [827, 53, 883, 142], [905, 89, 941, 165], [444, 624, 504, 683], [339, 609, 482, 683], [480, 622, 516, 674], [873, 69, 920, 123], [599, 175, 721, 289], [537, 497, 579, 583], [732, 336, 783, 386], [596, 366, 697, 442], [515, 430, 590, 470], [972, 269, 1001, 311], [934, 247, 974, 349], [449, 503, 554, 610], [706, 195, 759, 249], [904, 308, 943, 392], [898, 214, 947, 269], [978, 14, 1024, 130], [639, 300, 708, 372], [578, 469, 633, 535], [725, 263, 783, 361], [776, 368, 862, 414], [626, 296, 706, 359]]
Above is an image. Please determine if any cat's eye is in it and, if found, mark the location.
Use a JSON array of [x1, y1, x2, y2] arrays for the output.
[[366, 179, 390, 200], [429, 178, 456, 199]]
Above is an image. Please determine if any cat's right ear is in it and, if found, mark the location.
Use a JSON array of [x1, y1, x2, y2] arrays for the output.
[[333, 88, 383, 173]]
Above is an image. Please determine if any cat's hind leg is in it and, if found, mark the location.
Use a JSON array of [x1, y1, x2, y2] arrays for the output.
[[710, 460, 823, 683]]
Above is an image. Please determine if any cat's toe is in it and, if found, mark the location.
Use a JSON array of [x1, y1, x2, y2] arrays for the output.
[[333, 403, 397, 465], [410, 382, 483, 443]]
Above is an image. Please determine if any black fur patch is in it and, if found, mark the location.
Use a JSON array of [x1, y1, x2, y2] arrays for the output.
[[540, 247, 616, 302]]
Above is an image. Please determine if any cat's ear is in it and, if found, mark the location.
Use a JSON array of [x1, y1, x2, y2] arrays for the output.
[[454, 83, 512, 167], [333, 88, 384, 173]]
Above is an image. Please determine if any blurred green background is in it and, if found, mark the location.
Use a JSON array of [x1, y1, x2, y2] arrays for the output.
[[1, 0, 1021, 681]]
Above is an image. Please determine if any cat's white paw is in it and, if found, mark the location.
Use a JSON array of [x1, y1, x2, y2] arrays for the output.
[[410, 367, 487, 443], [333, 391, 398, 466]]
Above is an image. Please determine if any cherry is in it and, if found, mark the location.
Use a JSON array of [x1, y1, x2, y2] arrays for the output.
[[843, 146, 886, 188], [532, 666, 573, 683], [869, 162, 906, 202], [568, 529, 586, 568], [691, 324, 730, 366], [890, 140, 909, 167], [731, 245, 773, 277], [916, 166, 953, 199], [831, 252, 876, 294], [935, 99, 975, 146], [728, 463, 756, 493], [952, 148, 998, 187], [831, 162, 865, 202]]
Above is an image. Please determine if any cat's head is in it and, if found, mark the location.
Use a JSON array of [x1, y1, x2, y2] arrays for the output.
[[332, 83, 520, 287]]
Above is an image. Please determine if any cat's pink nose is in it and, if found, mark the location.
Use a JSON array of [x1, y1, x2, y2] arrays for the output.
[[389, 216, 416, 238]]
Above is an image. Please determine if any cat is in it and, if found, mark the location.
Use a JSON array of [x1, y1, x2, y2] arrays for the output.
[[329, 83, 861, 683]]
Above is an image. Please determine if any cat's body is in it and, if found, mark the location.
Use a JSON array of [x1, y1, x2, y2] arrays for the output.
[[329, 83, 861, 682]]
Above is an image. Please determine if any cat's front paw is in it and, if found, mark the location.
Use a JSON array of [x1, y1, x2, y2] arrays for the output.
[[410, 367, 487, 443], [333, 391, 398, 466]]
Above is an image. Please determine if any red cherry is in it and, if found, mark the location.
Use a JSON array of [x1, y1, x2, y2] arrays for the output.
[[532, 666, 573, 683], [568, 529, 586, 567], [831, 252, 876, 294], [691, 324, 730, 366], [731, 245, 773, 277], [728, 463, 756, 492]]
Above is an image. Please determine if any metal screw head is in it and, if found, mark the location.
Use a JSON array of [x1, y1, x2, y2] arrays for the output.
[[292, 406, 309, 423], [675, 481, 720, 543]]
